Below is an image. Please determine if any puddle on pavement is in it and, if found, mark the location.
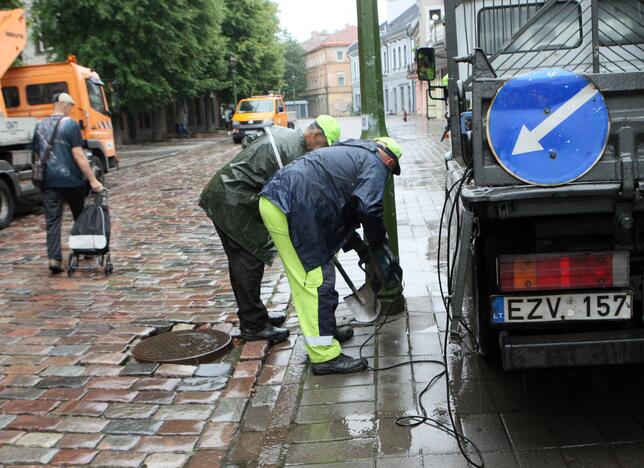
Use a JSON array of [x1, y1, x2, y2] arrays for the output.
[[344, 414, 375, 438]]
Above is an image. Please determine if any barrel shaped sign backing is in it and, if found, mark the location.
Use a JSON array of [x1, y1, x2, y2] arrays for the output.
[[486, 69, 610, 186]]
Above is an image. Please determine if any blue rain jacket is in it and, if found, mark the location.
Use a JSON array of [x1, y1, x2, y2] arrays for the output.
[[260, 139, 390, 271]]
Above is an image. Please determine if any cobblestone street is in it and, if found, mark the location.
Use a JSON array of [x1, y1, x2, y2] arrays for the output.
[[3, 117, 644, 467], [0, 131, 289, 467]]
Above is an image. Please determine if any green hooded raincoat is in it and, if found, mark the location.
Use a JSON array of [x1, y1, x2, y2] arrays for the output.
[[199, 126, 307, 265]]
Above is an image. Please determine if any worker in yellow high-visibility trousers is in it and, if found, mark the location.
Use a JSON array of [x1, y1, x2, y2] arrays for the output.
[[259, 137, 403, 375]]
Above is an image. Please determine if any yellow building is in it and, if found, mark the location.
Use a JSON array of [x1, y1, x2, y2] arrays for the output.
[[301, 26, 358, 117]]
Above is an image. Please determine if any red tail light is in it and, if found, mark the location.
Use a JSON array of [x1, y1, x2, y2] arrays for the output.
[[498, 251, 629, 292]]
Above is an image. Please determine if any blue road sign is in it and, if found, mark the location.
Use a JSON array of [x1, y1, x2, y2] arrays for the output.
[[486, 69, 610, 186]]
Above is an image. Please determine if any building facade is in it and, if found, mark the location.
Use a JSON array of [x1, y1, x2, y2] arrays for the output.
[[348, 42, 361, 114], [413, 0, 447, 119], [301, 26, 357, 117], [381, 4, 418, 115]]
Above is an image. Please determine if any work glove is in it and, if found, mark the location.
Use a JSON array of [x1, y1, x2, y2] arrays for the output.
[[342, 231, 370, 265], [369, 244, 403, 291]]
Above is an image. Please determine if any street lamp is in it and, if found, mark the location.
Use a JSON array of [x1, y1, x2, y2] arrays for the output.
[[229, 54, 238, 106], [291, 73, 296, 102]]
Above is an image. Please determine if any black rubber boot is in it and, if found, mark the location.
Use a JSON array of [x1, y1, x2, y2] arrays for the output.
[[49, 259, 64, 275], [240, 323, 289, 344], [311, 353, 367, 375], [333, 326, 354, 343], [268, 312, 286, 327]]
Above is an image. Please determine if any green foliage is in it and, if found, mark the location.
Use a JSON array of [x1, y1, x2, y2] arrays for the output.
[[281, 33, 307, 102], [31, 0, 227, 111], [28, 0, 285, 111], [0, 0, 22, 9], [221, 0, 285, 104]]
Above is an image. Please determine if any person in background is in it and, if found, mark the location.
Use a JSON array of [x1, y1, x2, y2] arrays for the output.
[[224, 106, 233, 133], [199, 116, 342, 344], [32, 92, 103, 274], [176, 101, 189, 139], [259, 137, 403, 374]]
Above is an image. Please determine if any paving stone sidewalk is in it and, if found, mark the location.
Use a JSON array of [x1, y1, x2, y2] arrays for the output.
[[0, 138, 290, 467], [223, 117, 457, 467], [249, 119, 644, 468]]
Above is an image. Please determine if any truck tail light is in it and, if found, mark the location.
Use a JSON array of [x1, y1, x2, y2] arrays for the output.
[[498, 251, 629, 292]]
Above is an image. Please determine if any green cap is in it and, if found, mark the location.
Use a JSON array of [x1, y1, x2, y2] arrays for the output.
[[374, 136, 403, 175], [315, 115, 341, 146]]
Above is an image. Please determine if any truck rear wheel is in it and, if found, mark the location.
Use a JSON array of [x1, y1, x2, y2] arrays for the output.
[[90, 155, 106, 184], [0, 179, 15, 230]]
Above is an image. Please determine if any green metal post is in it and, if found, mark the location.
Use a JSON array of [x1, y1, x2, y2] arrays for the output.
[[357, 0, 404, 313]]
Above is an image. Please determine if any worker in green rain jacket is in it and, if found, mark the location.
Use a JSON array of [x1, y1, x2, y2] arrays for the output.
[[199, 116, 341, 343]]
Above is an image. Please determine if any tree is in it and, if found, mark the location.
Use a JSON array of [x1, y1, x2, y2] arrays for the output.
[[221, 0, 284, 104], [281, 33, 307, 102], [0, 0, 22, 9], [31, 0, 227, 112]]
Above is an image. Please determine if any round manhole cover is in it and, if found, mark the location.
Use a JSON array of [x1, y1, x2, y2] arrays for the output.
[[132, 329, 232, 365]]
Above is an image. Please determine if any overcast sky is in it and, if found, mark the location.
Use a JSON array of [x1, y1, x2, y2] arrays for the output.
[[274, 0, 391, 42]]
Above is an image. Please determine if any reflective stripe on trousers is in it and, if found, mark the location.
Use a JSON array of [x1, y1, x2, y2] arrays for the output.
[[259, 197, 341, 364]]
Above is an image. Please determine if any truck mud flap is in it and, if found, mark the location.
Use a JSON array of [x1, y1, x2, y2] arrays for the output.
[[500, 329, 644, 371]]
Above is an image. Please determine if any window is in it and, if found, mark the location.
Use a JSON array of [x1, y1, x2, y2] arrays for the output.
[[86, 78, 107, 114], [338, 73, 345, 87], [599, 0, 644, 46], [398, 48, 402, 68], [26, 82, 69, 105], [478, 2, 582, 55], [237, 99, 274, 113], [403, 45, 407, 66], [336, 50, 344, 60], [2, 87, 19, 108]]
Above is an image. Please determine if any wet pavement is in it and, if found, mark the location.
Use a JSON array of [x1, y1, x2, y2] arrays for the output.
[[0, 134, 288, 467], [256, 117, 644, 467], [2, 116, 644, 467]]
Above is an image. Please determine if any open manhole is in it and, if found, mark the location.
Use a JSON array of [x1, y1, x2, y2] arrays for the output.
[[132, 329, 232, 365]]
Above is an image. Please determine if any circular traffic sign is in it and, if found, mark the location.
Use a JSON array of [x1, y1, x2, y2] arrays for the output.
[[486, 69, 610, 186]]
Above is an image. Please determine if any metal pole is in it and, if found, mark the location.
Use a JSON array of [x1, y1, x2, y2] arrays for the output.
[[232, 68, 238, 106], [357, 0, 404, 312], [230, 55, 238, 106], [444, 0, 463, 160], [590, 0, 600, 73]]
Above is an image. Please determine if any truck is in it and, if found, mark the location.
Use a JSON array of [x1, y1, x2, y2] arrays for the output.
[[417, 0, 644, 370], [231, 94, 295, 144], [0, 8, 116, 228]]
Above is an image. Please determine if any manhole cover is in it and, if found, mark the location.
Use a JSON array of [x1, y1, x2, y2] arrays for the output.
[[132, 330, 232, 365]]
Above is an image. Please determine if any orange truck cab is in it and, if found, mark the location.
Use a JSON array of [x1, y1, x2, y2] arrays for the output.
[[2, 57, 117, 175], [231, 94, 292, 144]]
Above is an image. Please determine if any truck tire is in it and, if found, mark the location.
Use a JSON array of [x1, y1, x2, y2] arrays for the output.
[[473, 238, 500, 363], [232, 134, 243, 144], [0, 179, 15, 230], [90, 154, 106, 184]]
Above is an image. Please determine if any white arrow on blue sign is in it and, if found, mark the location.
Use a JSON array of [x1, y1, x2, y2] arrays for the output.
[[486, 69, 610, 186]]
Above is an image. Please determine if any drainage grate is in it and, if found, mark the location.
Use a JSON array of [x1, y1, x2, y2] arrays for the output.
[[132, 329, 232, 365]]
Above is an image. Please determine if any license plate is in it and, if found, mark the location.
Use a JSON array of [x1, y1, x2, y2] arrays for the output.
[[491, 291, 632, 323]]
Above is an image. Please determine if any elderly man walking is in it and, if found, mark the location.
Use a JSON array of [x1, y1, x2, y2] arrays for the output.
[[199, 116, 341, 343], [259, 137, 403, 374], [32, 92, 103, 274]]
